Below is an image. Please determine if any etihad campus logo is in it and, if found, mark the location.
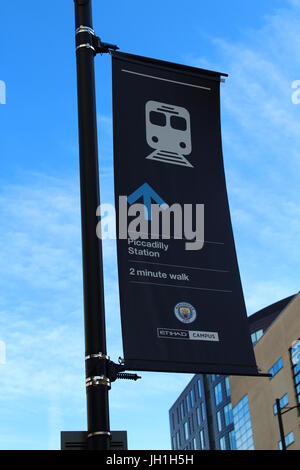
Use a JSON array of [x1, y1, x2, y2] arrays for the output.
[[174, 302, 197, 324], [96, 183, 204, 252]]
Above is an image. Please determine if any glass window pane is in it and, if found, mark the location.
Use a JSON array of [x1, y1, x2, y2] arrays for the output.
[[196, 407, 201, 426], [229, 430, 236, 450], [217, 410, 222, 432], [184, 421, 189, 441], [269, 357, 283, 379], [219, 436, 226, 450], [197, 379, 202, 399], [214, 383, 223, 405], [224, 403, 233, 425], [201, 402, 206, 421], [190, 389, 194, 407], [232, 395, 254, 450], [186, 395, 191, 413], [225, 376, 231, 397], [180, 402, 184, 420]]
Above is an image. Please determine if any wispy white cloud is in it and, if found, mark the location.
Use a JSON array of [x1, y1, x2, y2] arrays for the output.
[[0, 174, 86, 448]]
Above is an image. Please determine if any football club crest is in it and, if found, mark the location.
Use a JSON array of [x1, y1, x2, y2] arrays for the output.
[[174, 302, 197, 324]]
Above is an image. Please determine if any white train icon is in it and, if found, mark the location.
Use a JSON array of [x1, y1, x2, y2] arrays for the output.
[[145, 101, 193, 168]]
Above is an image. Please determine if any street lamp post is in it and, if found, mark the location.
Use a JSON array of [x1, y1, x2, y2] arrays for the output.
[[275, 400, 300, 451], [73, 0, 138, 451], [275, 399, 286, 451], [74, 0, 111, 450]]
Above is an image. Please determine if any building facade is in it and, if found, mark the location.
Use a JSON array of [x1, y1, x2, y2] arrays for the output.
[[169, 374, 235, 450], [169, 294, 296, 450], [230, 293, 300, 450]]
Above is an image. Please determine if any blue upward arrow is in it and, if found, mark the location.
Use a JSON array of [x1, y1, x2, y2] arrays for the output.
[[127, 183, 169, 221]]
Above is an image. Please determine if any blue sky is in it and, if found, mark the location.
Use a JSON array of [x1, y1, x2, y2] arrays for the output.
[[0, 0, 300, 450]]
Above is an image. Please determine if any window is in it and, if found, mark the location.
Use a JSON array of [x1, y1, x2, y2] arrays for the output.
[[201, 402, 206, 421], [186, 394, 191, 413], [196, 407, 201, 426], [290, 341, 300, 404], [214, 382, 223, 405], [229, 430, 237, 450], [199, 430, 205, 450], [273, 394, 289, 415], [219, 436, 226, 450], [279, 432, 295, 450], [269, 357, 283, 379], [292, 361, 300, 405], [189, 415, 194, 434], [176, 431, 181, 449], [251, 329, 263, 345], [211, 374, 220, 383], [190, 389, 195, 408], [224, 403, 233, 426], [294, 362, 300, 376], [180, 402, 184, 420], [232, 395, 254, 450], [197, 379, 202, 399], [217, 410, 223, 432], [225, 376, 231, 397], [297, 384, 300, 404], [191, 437, 197, 450], [172, 436, 177, 450], [184, 421, 189, 441]]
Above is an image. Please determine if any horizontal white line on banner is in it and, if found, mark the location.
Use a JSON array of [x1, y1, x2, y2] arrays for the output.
[[129, 281, 232, 293], [127, 232, 225, 245], [122, 69, 212, 91], [129, 260, 229, 273]]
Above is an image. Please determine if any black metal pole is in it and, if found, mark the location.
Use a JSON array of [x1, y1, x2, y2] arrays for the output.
[[74, 0, 110, 450], [276, 399, 286, 451]]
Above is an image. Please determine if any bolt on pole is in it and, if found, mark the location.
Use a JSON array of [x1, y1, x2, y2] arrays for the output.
[[74, 0, 110, 450]]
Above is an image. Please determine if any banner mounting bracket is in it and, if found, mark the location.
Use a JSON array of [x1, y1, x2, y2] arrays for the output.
[[75, 25, 119, 55], [107, 357, 142, 383], [94, 36, 119, 55]]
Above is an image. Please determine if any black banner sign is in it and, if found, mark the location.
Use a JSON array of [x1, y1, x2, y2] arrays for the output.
[[112, 51, 258, 376]]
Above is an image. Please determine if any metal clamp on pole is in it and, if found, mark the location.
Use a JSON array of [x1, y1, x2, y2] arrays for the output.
[[85, 352, 110, 361], [85, 352, 110, 385], [75, 23, 119, 55], [86, 375, 111, 389], [75, 25, 96, 53], [87, 431, 112, 439]]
